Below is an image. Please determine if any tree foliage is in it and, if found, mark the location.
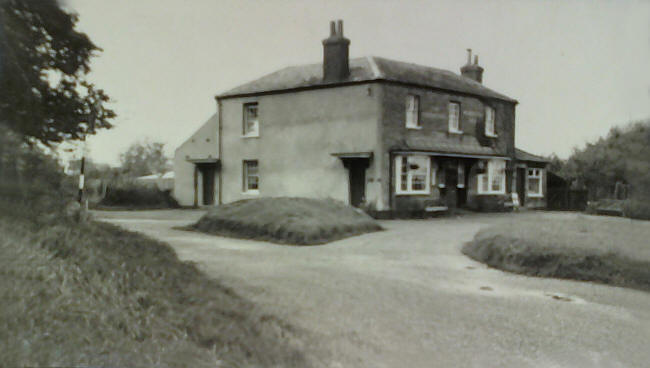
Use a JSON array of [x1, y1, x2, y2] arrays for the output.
[[0, 0, 114, 144], [119, 140, 170, 177], [562, 119, 650, 199]]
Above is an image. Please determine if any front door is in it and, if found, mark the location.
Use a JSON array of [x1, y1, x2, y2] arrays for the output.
[[348, 161, 366, 207], [517, 167, 526, 206], [445, 166, 458, 208]]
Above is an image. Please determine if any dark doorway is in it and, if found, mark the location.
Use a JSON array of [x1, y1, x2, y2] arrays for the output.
[[197, 164, 216, 205], [444, 166, 458, 208], [341, 158, 369, 207], [517, 167, 526, 206]]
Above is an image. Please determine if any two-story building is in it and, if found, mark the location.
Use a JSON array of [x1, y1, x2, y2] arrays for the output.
[[174, 20, 548, 215]]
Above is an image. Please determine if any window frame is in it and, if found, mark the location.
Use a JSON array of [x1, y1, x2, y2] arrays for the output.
[[395, 155, 431, 195], [485, 106, 497, 137], [405, 95, 421, 129], [477, 159, 506, 195], [448, 101, 462, 134], [243, 160, 259, 194], [242, 102, 259, 138], [527, 168, 543, 197]]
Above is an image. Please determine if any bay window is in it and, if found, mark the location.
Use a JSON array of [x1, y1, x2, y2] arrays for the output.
[[395, 155, 430, 195], [477, 159, 506, 194]]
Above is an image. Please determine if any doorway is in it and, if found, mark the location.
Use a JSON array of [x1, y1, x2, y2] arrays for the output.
[[197, 163, 217, 206], [517, 167, 526, 206], [341, 158, 369, 207]]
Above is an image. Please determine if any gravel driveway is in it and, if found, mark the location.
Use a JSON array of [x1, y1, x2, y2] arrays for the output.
[[96, 210, 650, 368]]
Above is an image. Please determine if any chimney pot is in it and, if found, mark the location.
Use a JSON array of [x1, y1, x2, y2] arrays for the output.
[[322, 20, 351, 81], [460, 49, 484, 83]]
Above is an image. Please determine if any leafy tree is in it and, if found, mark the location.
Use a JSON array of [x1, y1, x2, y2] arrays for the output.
[[563, 119, 650, 199], [0, 0, 115, 145], [119, 140, 170, 177]]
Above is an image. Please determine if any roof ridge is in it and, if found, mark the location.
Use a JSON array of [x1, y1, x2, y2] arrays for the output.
[[366, 56, 383, 78]]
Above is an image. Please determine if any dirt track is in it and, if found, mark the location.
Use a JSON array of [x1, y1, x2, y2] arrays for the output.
[[97, 210, 650, 368]]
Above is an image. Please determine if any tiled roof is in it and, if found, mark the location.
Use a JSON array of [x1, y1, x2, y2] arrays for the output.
[[401, 135, 506, 157], [218, 56, 516, 102], [515, 148, 548, 163]]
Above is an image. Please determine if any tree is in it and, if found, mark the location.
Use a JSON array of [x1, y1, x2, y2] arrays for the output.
[[0, 0, 114, 145], [119, 140, 170, 177], [563, 119, 650, 199]]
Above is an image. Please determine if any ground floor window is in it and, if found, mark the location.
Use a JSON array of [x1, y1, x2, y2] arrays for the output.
[[243, 160, 259, 193], [527, 168, 543, 197], [395, 155, 430, 194], [477, 159, 506, 194]]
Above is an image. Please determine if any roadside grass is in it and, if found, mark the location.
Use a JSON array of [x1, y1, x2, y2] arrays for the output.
[[192, 197, 383, 245], [462, 215, 650, 291], [0, 199, 307, 367]]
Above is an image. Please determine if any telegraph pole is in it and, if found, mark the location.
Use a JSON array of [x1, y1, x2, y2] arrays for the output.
[[78, 105, 96, 205]]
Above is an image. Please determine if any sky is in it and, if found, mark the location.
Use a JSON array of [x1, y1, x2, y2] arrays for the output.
[[65, 0, 650, 166]]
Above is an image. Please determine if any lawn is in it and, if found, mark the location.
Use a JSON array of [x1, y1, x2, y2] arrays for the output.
[[462, 214, 650, 291], [0, 198, 307, 367], [192, 197, 383, 245]]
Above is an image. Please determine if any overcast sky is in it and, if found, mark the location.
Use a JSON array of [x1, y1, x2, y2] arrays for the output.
[[66, 0, 650, 166]]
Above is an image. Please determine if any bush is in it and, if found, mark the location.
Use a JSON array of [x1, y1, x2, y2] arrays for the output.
[[193, 197, 382, 245], [99, 183, 179, 209], [623, 199, 650, 220]]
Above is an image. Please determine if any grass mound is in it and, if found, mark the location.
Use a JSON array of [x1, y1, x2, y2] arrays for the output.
[[193, 197, 383, 245], [0, 200, 307, 367], [462, 216, 650, 291]]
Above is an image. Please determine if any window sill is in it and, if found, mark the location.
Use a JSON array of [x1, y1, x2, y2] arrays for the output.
[[242, 190, 259, 195], [527, 193, 543, 198], [406, 125, 422, 130], [448, 130, 463, 135], [477, 191, 506, 195], [396, 191, 431, 196], [241, 134, 259, 139], [485, 133, 498, 138]]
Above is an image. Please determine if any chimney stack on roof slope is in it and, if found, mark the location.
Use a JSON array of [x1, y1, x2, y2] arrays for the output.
[[460, 48, 484, 83], [322, 20, 350, 82]]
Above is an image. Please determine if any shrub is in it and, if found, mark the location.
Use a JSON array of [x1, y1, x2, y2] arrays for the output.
[[99, 183, 179, 209], [623, 199, 650, 220]]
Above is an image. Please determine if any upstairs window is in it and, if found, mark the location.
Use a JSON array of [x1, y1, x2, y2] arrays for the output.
[[243, 160, 259, 193], [243, 103, 259, 137], [395, 155, 430, 195], [527, 168, 543, 197], [405, 95, 420, 129], [448, 102, 461, 133], [477, 159, 506, 194], [485, 106, 497, 137]]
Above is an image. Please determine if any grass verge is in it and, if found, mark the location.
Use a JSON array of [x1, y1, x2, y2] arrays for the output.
[[192, 197, 383, 245], [0, 200, 307, 367], [462, 215, 650, 292]]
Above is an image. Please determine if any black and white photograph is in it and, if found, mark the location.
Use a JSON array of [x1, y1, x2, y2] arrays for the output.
[[1, 0, 649, 367]]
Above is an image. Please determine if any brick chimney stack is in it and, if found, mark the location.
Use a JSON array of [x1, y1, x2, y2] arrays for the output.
[[460, 49, 484, 83], [322, 20, 350, 82]]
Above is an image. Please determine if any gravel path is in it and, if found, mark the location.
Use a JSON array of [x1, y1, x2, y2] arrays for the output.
[[96, 210, 650, 368]]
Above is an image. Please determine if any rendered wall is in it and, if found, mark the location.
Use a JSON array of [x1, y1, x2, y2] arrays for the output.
[[173, 113, 219, 206], [218, 84, 381, 207]]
